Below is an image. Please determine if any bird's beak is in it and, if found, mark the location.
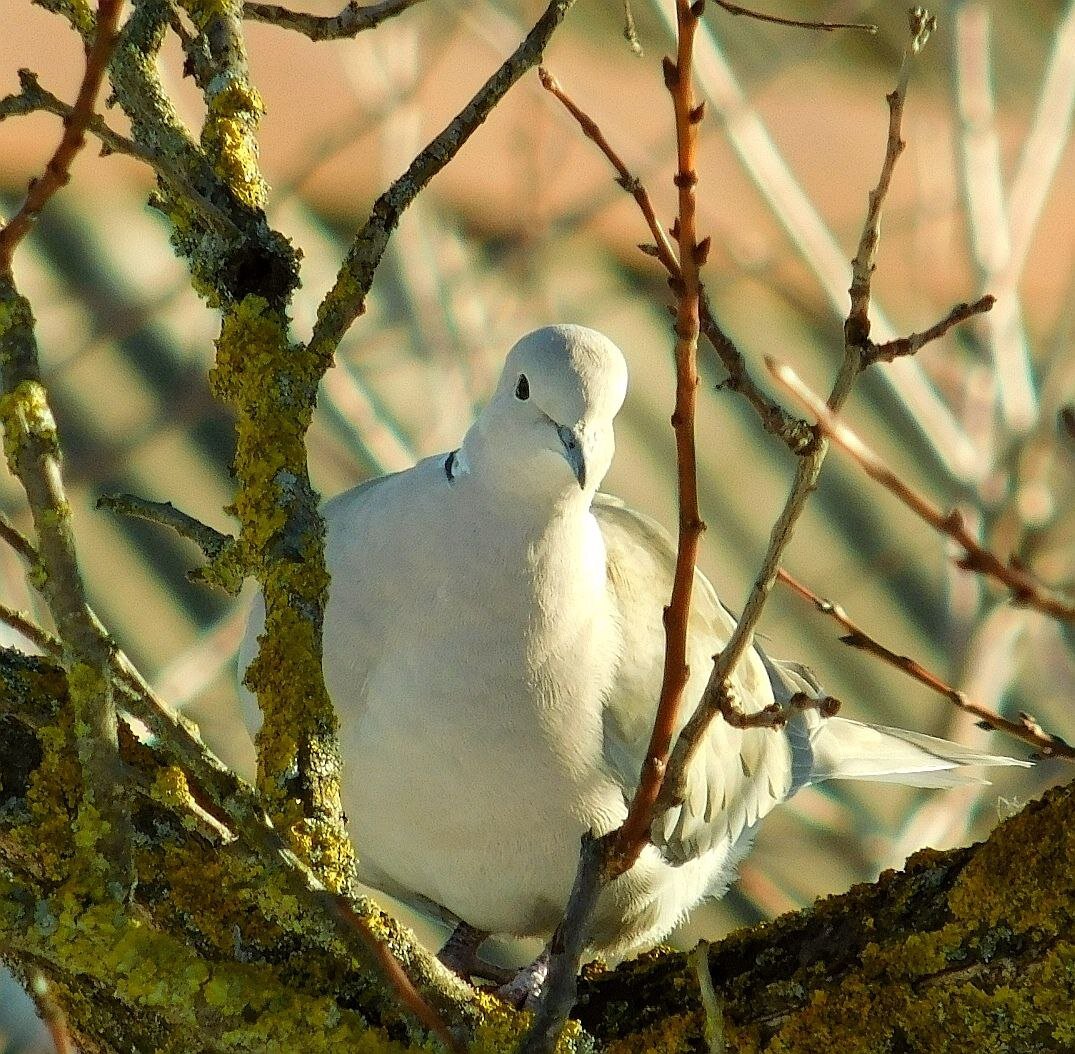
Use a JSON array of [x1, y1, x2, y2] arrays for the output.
[[557, 424, 588, 489]]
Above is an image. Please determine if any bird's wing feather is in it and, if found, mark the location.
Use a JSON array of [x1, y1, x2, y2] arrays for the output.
[[593, 495, 1031, 864], [594, 495, 794, 864]]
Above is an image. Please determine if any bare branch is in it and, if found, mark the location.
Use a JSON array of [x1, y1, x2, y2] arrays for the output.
[[97, 493, 232, 560], [243, 0, 427, 40], [0, 510, 39, 566], [537, 67, 812, 453], [867, 295, 996, 364], [659, 7, 935, 812], [0, 604, 60, 655], [308, 0, 579, 367], [769, 358, 1075, 624], [846, 6, 936, 349], [0, 70, 237, 235], [778, 568, 1071, 760], [0, 0, 124, 274], [713, 0, 877, 33]]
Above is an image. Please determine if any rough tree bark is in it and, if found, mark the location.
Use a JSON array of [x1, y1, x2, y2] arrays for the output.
[[2, 648, 1071, 1051]]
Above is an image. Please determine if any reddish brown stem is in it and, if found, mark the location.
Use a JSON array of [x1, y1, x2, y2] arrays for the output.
[[0, 0, 124, 275], [713, 0, 876, 33], [769, 357, 1075, 624], [778, 568, 1072, 760], [867, 295, 996, 363], [609, 0, 707, 878]]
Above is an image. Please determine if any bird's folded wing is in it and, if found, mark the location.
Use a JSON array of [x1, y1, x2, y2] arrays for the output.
[[594, 495, 795, 865]]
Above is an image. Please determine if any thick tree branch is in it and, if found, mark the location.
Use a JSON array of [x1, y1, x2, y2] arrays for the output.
[[0, 650, 485, 1051], [576, 778, 1075, 1051]]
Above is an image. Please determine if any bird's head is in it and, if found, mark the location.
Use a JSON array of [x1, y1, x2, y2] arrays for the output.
[[462, 325, 628, 501]]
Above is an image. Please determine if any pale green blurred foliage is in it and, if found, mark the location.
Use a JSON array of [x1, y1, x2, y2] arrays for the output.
[[1, 0, 1073, 1045]]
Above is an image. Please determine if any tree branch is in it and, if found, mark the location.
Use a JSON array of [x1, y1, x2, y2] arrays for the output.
[[537, 66, 813, 453], [0, 69, 238, 235], [243, 0, 428, 40], [307, 0, 579, 367], [712, 0, 877, 34], [768, 358, 1075, 624], [777, 568, 1070, 759], [866, 295, 996, 364], [0, 0, 124, 274]]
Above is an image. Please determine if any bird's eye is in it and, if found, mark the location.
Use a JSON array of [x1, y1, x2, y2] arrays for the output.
[[515, 374, 530, 401]]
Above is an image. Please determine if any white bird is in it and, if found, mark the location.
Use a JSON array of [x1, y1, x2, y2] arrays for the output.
[[240, 324, 1028, 999]]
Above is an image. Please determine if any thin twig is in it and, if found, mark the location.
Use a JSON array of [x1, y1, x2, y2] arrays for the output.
[[659, 6, 937, 811], [537, 67, 812, 452], [777, 568, 1071, 760], [243, 0, 428, 40], [0, 511, 39, 565], [768, 358, 1075, 624], [713, 0, 876, 33], [0, 71, 237, 235], [30, 973, 73, 1054], [308, 0, 579, 367], [332, 896, 465, 1053], [0, 1, 124, 274], [867, 295, 996, 363], [97, 493, 232, 559], [0, 604, 61, 655]]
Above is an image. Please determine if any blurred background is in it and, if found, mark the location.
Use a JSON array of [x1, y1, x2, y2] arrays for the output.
[[2, 0, 1073, 1046]]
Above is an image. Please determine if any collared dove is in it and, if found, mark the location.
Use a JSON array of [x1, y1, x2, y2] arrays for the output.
[[239, 324, 1028, 996]]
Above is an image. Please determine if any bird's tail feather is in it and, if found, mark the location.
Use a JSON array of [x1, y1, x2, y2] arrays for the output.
[[807, 716, 1033, 788]]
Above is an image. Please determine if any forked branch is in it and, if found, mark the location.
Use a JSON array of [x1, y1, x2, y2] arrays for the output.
[[777, 568, 1072, 760], [769, 358, 1075, 624]]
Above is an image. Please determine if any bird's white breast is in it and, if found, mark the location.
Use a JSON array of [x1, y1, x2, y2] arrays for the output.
[[323, 460, 625, 936]]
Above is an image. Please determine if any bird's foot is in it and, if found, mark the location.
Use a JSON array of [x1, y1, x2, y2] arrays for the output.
[[438, 922, 514, 985], [494, 947, 550, 1011]]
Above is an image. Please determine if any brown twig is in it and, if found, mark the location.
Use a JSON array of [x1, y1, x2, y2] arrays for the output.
[[866, 295, 996, 363], [30, 973, 73, 1054], [243, 0, 427, 41], [537, 68, 812, 452], [97, 493, 232, 560], [0, 604, 61, 655], [777, 568, 1072, 760], [523, 5, 710, 1049], [0, 0, 124, 274], [659, 6, 938, 810], [331, 896, 465, 1053], [612, 0, 707, 877], [768, 357, 1075, 624], [713, 0, 877, 33]]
